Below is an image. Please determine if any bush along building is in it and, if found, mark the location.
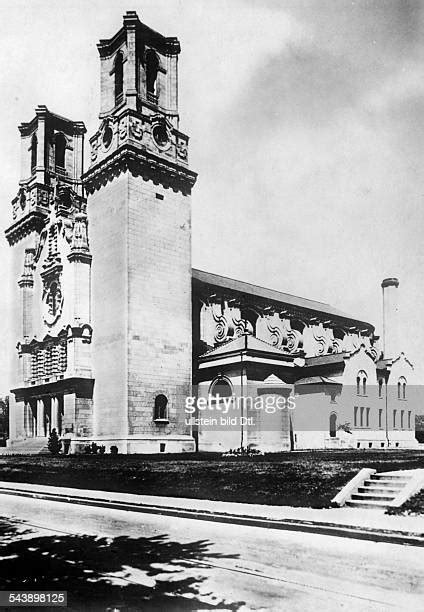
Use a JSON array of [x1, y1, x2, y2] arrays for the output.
[[5, 12, 418, 454]]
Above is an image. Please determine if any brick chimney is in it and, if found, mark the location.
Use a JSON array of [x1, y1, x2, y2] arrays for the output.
[[381, 277, 399, 359]]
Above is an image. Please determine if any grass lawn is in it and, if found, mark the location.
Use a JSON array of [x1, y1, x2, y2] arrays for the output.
[[0, 449, 424, 509]]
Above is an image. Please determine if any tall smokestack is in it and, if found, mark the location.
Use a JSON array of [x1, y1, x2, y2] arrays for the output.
[[381, 277, 399, 359]]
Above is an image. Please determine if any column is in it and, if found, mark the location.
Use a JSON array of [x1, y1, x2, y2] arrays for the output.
[[51, 396, 59, 432], [36, 399, 44, 437], [30, 402, 36, 437], [123, 11, 138, 109], [35, 106, 46, 184]]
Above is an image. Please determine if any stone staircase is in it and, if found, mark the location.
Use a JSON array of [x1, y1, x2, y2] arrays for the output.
[[346, 472, 411, 509], [0, 437, 49, 455], [332, 468, 424, 510]]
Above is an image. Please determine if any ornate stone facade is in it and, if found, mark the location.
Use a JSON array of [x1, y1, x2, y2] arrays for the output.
[[5, 12, 418, 453]]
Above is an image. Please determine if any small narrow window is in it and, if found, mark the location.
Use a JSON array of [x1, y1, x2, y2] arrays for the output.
[[145, 49, 159, 99], [408, 411, 411, 429], [360, 406, 364, 427], [115, 51, 124, 105], [397, 381, 401, 399], [403, 382, 406, 400], [31, 133, 37, 172], [378, 379, 383, 398], [378, 408, 383, 429], [55, 133, 66, 169], [393, 409, 397, 428], [354, 406, 358, 427], [400, 410, 404, 429], [366, 407, 370, 428], [329, 412, 337, 438], [154, 394, 168, 421], [357, 371, 367, 396]]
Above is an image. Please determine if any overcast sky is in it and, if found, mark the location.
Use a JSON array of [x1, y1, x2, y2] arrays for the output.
[[1, 0, 424, 386]]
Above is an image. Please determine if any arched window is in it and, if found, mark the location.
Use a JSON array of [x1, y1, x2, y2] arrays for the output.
[[210, 378, 233, 399], [398, 377, 406, 400], [356, 370, 367, 396], [114, 51, 124, 105], [154, 394, 168, 421], [30, 133, 37, 172], [329, 412, 337, 437], [145, 49, 159, 97], [55, 133, 66, 169], [378, 378, 383, 398]]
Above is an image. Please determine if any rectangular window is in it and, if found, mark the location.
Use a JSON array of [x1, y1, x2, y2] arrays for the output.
[[393, 409, 397, 428], [360, 406, 364, 427], [378, 408, 383, 429], [408, 411, 412, 429], [401, 410, 404, 429], [366, 407, 370, 428], [354, 406, 358, 427]]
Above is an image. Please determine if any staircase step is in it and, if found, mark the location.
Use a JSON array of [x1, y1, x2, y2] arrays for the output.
[[345, 499, 389, 509], [366, 478, 409, 486], [351, 492, 395, 502], [363, 480, 404, 489], [371, 474, 411, 481], [358, 486, 401, 494]]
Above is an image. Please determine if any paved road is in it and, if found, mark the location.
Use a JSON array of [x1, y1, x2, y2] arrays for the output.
[[0, 493, 423, 611]]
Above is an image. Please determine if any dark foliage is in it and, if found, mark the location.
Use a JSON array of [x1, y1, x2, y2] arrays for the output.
[[0, 517, 244, 610], [1, 450, 423, 508], [47, 429, 61, 455]]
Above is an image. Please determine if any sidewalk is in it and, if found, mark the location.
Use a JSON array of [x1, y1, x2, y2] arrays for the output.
[[0, 480, 423, 545]]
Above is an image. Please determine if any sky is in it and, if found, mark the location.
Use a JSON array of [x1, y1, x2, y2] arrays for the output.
[[1, 0, 424, 387]]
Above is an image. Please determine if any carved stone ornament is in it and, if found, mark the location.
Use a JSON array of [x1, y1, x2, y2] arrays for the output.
[[129, 117, 143, 140], [43, 277, 63, 327], [90, 137, 100, 162], [119, 117, 128, 142], [176, 137, 188, 160]]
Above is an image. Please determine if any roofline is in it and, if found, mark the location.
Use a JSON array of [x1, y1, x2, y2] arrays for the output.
[[97, 11, 180, 58], [192, 268, 375, 332]]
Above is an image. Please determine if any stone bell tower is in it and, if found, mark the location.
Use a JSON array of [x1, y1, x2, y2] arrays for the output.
[[83, 11, 197, 452], [5, 106, 93, 448]]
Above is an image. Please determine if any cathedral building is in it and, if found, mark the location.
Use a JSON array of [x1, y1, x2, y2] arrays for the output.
[[5, 12, 418, 454]]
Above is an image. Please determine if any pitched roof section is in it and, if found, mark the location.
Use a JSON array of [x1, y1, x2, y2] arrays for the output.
[[295, 376, 341, 385], [192, 268, 374, 331]]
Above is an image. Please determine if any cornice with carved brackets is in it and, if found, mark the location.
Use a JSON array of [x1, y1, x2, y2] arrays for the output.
[[83, 143, 197, 196], [5, 210, 48, 246]]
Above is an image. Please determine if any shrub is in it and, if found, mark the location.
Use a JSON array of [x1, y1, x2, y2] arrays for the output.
[[110, 445, 118, 455], [47, 429, 62, 455], [83, 445, 91, 454], [99, 445, 106, 454], [90, 442, 98, 455]]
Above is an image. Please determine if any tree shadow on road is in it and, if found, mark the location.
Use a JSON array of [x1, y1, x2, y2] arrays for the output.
[[0, 517, 245, 611]]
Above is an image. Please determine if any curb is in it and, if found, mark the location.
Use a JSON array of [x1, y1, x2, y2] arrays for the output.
[[0, 485, 423, 547]]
